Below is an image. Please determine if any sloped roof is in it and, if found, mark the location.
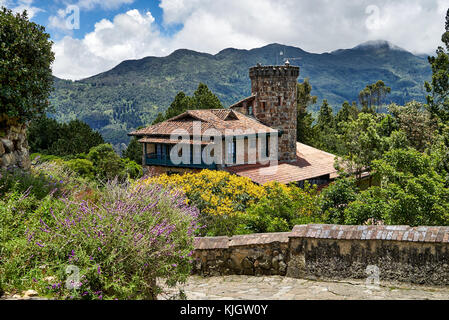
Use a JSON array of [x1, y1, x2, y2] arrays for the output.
[[138, 137, 211, 145], [129, 109, 277, 137], [229, 95, 256, 110], [224, 143, 339, 185]]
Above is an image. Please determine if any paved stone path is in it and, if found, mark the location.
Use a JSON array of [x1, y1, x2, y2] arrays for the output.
[[159, 275, 449, 300]]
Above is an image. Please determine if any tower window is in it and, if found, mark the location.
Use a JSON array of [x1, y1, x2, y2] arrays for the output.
[[248, 106, 253, 115]]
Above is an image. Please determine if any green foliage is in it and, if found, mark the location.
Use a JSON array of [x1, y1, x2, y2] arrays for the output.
[[0, 161, 81, 200], [65, 159, 95, 180], [242, 182, 322, 234], [122, 158, 143, 180], [313, 100, 339, 153], [425, 9, 449, 123], [320, 178, 358, 224], [0, 174, 200, 300], [388, 102, 438, 151], [336, 112, 391, 178], [87, 144, 126, 181], [296, 79, 317, 144], [122, 136, 142, 164], [0, 8, 55, 123], [344, 148, 449, 226], [28, 116, 105, 156], [335, 101, 359, 127], [358, 80, 391, 113], [152, 83, 223, 124]]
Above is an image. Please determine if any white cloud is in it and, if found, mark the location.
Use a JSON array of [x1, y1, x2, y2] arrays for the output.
[[52, 9, 163, 79], [3, 0, 43, 18], [76, 0, 134, 11], [53, 0, 449, 80]]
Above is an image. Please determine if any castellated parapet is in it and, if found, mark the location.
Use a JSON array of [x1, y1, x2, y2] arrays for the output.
[[250, 63, 300, 162]]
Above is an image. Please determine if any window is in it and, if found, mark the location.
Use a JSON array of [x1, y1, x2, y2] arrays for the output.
[[228, 140, 236, 163], [248, 106, 253, 115]]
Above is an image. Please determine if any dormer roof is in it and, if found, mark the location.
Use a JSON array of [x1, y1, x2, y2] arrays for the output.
[[129, 109, 277, 138]]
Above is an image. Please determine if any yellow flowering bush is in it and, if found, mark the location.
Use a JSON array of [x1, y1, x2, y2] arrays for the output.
[[142, 170, 324, 236], [142, 170, 266, 236]]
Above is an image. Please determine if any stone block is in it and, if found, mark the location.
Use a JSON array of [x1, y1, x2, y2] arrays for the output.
[[1, 138, 14, 153]]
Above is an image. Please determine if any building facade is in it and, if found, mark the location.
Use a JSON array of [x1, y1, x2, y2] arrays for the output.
[[129, 62, 338, 186]]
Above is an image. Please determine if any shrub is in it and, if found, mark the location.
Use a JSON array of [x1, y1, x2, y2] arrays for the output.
[[242, 182, 322, 233], [87, 144, 126, 181], [65, 159, 95, 180], [16, 181, 200, 300], [123, 158, 143, 180], [319, 178, 358, 224], [143, 170, 265, 236], [0, 166, 67, 200], [344, 148, 449, 226]]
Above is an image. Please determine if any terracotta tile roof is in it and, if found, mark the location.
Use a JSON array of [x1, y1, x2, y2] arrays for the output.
[[138, 137, 212, 145], [129, 109, 277, 137], [229, 95, 256, 109], [224, 143, 339, 185]]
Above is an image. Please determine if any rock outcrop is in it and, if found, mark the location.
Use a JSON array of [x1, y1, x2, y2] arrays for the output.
[[0, 124, 31, 170]]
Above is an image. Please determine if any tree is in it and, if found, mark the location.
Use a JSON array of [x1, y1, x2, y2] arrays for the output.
[[336, 113, 387, 180], [345, 148, 449, 226], [358, 80, 391, 113], [28, 116, 105, 156], [425, 8, 449, 122], [0, 8, 55, 124], [313, 100, 338, 153], [122, 136, 142, 164], [152, 83, 223, 124], [319, 178, 358, 225], [335, 101, 359, 128], [192, 83, 223, 110], [296, 79, 317, 144], [87, 144, 126, 181], [388, 102, 438, 151], [27, 116, 61, 153]]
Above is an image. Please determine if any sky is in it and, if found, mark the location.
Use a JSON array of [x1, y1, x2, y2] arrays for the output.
[[2, 0, 449, 80]]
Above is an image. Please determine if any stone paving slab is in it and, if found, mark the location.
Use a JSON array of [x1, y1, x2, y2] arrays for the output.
[[159, 276, 449, 300]]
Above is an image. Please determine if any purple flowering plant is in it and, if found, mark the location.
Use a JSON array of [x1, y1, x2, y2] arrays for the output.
[[27, 179, 201, 300]]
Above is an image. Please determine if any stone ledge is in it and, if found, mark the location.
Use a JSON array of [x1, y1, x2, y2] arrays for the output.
[[194, 237, 229, 250], [194, 232, 291, 250], [291, 224, 449, 243], [229, 232, 290, 247]]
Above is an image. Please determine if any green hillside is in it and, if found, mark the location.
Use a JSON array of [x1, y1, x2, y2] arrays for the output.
[[49, 41, 432, 150]]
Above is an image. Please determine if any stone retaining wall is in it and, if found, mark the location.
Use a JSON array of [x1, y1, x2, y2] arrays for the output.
[[0, 124, 30, 170], [193, 224, 449, 286], [193, 233, 290, 276]]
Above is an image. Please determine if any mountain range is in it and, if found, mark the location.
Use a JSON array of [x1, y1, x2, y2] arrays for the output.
[[49, 40, 432, 150]]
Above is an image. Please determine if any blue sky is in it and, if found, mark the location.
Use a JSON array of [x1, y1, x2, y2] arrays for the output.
[[2, 0, 449, 80], [14, 0, 180, 40]]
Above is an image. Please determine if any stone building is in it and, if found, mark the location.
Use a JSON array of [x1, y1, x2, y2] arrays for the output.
[[230, 62, 299, 162], [129, 62, 338, 186]]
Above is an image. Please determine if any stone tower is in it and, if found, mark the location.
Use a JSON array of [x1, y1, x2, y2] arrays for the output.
[[249, 62, 299, 162]]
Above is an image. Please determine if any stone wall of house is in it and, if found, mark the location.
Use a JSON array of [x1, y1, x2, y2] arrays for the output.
[[249, 63, 300, 162], [193, 224, 449, 286], [0, 124, 31, 170]]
